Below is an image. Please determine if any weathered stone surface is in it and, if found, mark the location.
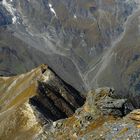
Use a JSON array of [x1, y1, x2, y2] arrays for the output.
[[35, 86, 140, 140], [30, 67, 85, 122]]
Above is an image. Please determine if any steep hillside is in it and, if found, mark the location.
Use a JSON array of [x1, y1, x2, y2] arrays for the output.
[[0, 0, 139, 94], [95, 8, 140, 106], [0, 27, 49, 76]]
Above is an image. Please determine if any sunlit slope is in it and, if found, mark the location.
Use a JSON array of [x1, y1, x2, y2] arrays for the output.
[[0, 65, 44, 140], [0, 67, 47, 140], [0, 65, 43, 112], [0, 102, 42, 140]]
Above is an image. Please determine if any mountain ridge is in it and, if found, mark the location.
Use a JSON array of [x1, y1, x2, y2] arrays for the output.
[[0, 65, 140, 139]]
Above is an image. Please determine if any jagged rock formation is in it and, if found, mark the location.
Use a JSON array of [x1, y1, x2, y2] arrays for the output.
[[0, 65, 85, 140], [30, 67, 85, 122], [38, 87, 140, 140]]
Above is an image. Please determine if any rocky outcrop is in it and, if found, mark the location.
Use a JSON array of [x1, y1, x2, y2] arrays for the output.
[[85, 87, 130, 117], [37, 87, 139, 140], [29, 67, 85, 122]]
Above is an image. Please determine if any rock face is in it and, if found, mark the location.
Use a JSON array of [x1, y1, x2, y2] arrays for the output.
[[85, 87, 128, 117], [37, 87, 140, 140], [0, 0, 140, 97], [30, 67, 85, 122]]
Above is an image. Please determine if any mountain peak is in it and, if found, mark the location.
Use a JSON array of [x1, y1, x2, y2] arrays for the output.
[[0, 65, 85, 139]]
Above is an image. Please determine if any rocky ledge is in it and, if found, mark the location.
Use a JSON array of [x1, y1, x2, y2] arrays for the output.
[[0, 65, 140, 140], [38, 87, 139, 140]]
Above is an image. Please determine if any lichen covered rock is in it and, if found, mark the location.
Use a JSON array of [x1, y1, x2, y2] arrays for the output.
[[37, 87, 140, 140]]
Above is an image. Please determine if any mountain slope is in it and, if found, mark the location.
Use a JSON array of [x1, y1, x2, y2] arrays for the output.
[[0, 0, 140, 94], [95, 8, 140, 106], [0, 68, 139, 140], [0, 65, 85, 140]]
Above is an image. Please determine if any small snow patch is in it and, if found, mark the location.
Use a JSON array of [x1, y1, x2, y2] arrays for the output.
[[2, 0, 17, 24], [74, 14, 77, 19], [48, 3, 57, 17]]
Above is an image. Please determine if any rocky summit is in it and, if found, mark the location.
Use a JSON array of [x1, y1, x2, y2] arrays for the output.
[[0, 65, 140, 140], [0, 65, 85, 140]]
